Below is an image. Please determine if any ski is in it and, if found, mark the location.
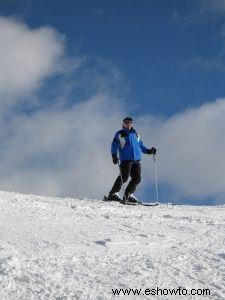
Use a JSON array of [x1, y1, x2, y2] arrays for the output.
[[119, 200, 159, 206], [140, 202, 159, 207], [102, 195, 160, 207], [119, 199, 141, 206]]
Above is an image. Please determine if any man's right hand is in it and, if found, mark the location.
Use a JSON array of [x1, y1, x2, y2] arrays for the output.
[[112, 155, 119, 165]]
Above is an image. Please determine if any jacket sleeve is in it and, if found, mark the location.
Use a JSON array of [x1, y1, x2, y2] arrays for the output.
[[111, 133, 119, 156], [139, 139, 148, 154]]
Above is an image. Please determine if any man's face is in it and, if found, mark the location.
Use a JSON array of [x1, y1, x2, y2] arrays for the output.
[[123, 120, 133, 130]]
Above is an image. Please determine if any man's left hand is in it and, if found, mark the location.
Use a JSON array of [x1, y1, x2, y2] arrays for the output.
[[147, 147, 157, 155]]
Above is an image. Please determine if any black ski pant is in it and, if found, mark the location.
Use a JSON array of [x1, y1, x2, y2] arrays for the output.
[[110, 161, 141, 197]]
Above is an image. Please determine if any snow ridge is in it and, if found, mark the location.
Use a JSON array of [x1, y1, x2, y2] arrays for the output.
[[0, 191, 224, 299]]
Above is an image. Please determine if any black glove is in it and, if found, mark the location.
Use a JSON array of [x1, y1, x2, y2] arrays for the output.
[[147, 147, 157, 155], [112, 155, 119, 165]]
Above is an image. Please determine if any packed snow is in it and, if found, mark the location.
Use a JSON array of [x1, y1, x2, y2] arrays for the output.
[[0, 190, 224, 299]]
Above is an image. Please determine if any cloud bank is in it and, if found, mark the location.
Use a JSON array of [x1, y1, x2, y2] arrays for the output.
[[0, 94, 123, 197], [0, 16, 65, 109], [0, 16, 126, 198], [0, 17, 225, 204], [139, 99, 225, 203]]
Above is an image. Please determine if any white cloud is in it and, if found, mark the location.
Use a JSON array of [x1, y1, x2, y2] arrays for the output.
[[139, 99, 225, 202], [0, 94, 124, 198], [0, 16, 128, 199], [173, 1, 225, 73], [1, 94, 225, 203], [172, 0, 225, 26], [199, 0, 225, 13], [0, 17, 65, 108], [186, 56, 225, 72]]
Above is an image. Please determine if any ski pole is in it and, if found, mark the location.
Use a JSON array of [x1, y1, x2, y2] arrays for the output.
[[153, 154, 159, 204], [117, 161, 127, 203]]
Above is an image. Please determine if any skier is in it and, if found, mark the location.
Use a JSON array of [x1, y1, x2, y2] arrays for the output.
[[107, 117, 156, 204]]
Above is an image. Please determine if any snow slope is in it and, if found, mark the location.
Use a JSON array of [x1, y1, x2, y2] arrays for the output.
[[0, 191, 224, 299]]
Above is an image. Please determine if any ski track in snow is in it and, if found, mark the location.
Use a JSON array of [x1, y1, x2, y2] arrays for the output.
[[0, 191, 224, 299]]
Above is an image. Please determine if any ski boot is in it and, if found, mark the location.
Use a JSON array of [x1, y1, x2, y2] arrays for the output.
[[128, 193, 140, 203], [105, 192, 121, 202], [121, 193, 141, 205]]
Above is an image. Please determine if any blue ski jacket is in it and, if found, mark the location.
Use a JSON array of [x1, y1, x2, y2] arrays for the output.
[[111, 127, 149, 161]]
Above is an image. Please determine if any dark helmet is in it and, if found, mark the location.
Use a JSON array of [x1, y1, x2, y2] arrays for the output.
[[123, 117, 133, 123]]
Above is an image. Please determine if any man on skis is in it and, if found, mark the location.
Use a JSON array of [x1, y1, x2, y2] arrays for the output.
[[107, 117, 156, 204]]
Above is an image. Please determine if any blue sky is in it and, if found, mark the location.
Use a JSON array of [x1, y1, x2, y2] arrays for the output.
[[0, 0, 225, 204], [1, 0, 225, 115]]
